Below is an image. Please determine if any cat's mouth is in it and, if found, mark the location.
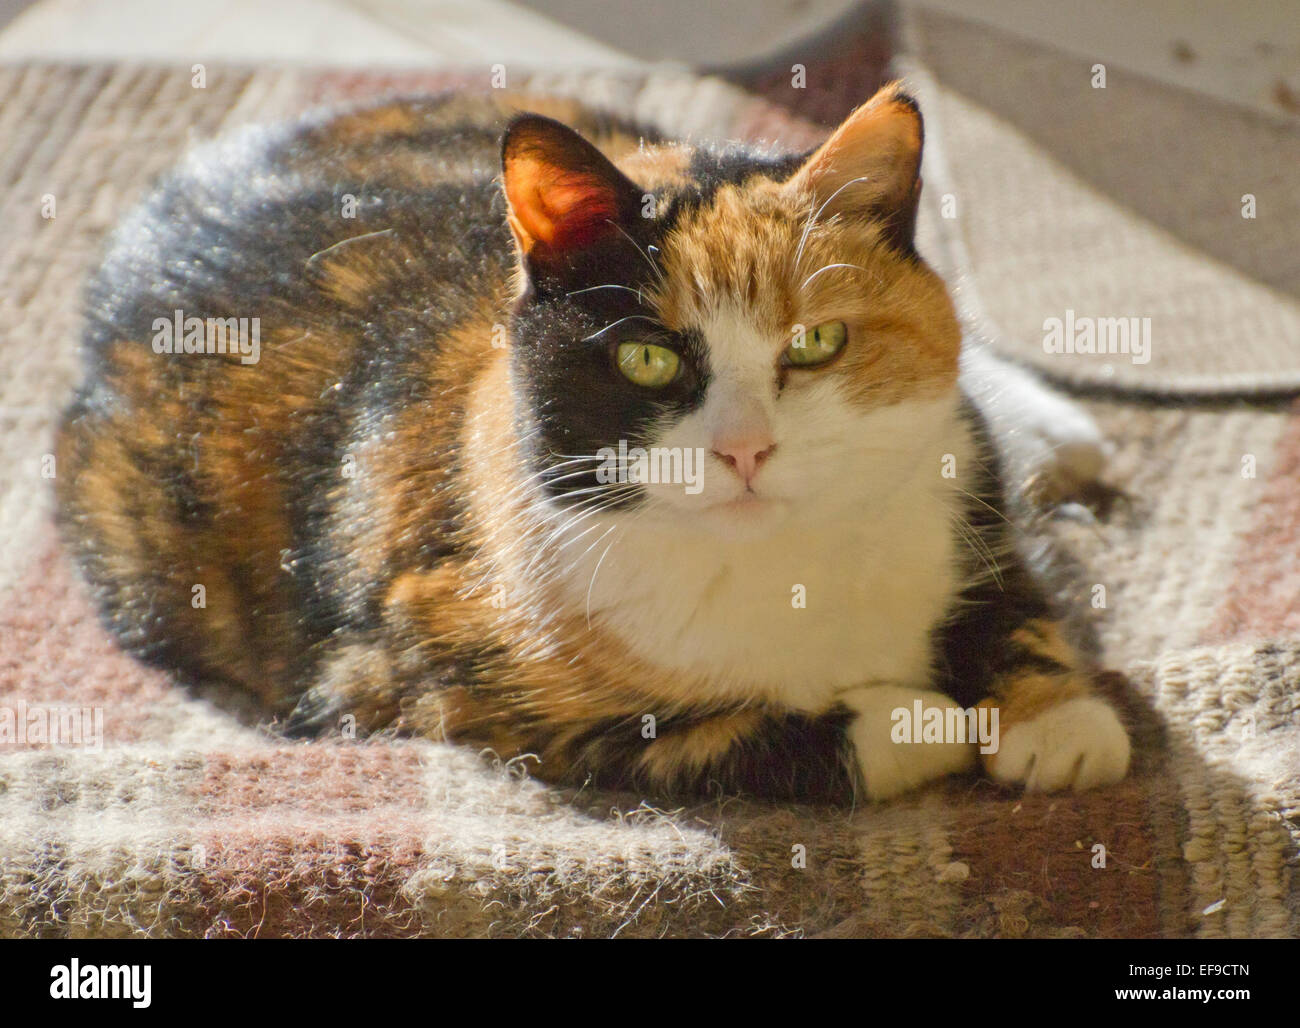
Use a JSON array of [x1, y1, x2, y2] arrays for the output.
[[716, 492, 768, 512], [699, 491, 791, 535]]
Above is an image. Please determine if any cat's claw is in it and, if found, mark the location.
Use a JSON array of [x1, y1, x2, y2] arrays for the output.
[[983, 696, 1130, 792]]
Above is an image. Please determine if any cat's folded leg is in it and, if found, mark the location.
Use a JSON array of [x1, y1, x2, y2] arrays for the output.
[[841, 684, 979, 801], [960, 343, 1109, 505], [975, 619, 1131, 792], [285, 567, 488, 738]]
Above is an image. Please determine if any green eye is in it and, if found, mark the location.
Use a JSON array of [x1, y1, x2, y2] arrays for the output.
[[616, 341, 681, 388], [784, 321, 848, 366]]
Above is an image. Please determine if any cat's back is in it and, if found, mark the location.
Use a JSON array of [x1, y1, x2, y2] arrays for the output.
[[82, 94, 528, 361], [79, 91, 657, 364]]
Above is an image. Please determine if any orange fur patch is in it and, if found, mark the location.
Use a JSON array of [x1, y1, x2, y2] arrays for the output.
[[651, 180, 961, 407]]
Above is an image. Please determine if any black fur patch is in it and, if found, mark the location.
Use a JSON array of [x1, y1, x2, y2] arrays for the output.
[[933, 397, 1058, 709]]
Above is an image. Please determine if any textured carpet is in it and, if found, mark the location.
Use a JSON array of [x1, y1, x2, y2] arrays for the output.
[[1, 16, 1297, 937]]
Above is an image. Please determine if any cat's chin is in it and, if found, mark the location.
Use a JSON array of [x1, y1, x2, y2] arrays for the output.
[[693, 493, 792, 540]]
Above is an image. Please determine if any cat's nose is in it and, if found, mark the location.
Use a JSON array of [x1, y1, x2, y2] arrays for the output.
[[711, 434, 776, 487]]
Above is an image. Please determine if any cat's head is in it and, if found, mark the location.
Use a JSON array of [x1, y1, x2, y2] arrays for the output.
[[501, 83, 962, 542]]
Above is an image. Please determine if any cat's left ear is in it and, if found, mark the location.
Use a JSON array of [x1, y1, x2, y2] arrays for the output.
[[501, 114, 644, 270], [785, 82, 923, 254]]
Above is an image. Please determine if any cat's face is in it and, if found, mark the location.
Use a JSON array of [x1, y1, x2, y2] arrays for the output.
[[503, 84, 962, 544]]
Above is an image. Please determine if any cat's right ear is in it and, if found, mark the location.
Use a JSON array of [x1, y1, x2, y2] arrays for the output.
[[501, 114, 644, 272], [784, 83, 924, 255]]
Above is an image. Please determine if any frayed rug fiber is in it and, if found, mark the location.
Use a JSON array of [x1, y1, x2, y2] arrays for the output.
[[1, 46, 1297, 937]]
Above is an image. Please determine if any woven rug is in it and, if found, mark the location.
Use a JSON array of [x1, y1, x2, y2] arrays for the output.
[[1, 17, 1298, 937]]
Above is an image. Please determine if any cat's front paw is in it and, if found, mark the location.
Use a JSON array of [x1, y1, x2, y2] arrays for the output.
[[847, 685, 978, 801], [983, 696, 1130, 792]]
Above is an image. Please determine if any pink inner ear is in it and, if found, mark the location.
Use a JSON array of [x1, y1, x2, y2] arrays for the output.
[[535, 170, 619, 250], [507, 156, 621, 255]]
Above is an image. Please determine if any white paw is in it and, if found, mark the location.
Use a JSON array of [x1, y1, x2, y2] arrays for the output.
[[985, 697, 1130, 792], [847, 686, 979, 801]]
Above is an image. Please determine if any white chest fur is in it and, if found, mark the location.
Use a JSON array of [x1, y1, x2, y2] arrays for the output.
[[585, 496, 959, 711], [548, 394, 976, 714]]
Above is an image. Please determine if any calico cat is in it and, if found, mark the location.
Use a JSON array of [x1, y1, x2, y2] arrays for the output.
[[55, 83, 1130, 802]]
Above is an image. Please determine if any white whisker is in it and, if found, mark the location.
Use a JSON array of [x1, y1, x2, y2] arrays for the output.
[[606, 221, 665, 284], [582, 315, 660, 342], [792, 175, 870, 273], [584, 525, 623, 629], [565, 284, 645, 304], [800, 262, 866, 293]]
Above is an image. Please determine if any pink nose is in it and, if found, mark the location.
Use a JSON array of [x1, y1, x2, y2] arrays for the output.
[[711, 434, 776, 487]]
